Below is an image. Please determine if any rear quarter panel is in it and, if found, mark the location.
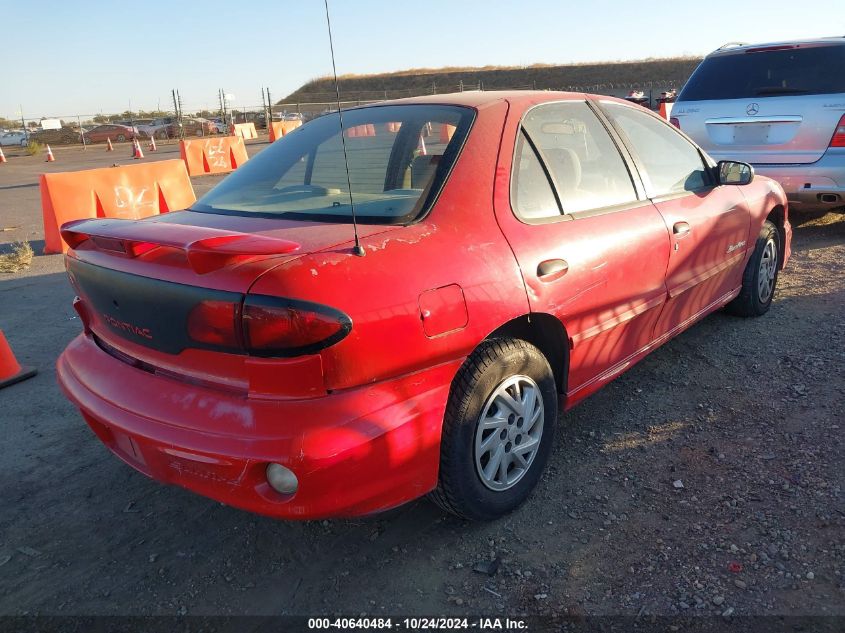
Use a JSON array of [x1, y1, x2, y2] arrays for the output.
[[247, 99, 532, 391]]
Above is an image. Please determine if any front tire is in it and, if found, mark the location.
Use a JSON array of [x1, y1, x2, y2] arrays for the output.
[[726, 220, 780, 317], [430, 338, 557, 521]]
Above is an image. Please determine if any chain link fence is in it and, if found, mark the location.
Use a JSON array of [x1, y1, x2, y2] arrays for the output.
[[2, 78, 686, 148]]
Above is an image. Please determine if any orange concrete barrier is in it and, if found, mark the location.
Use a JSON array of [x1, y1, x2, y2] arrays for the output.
[[179, 137, 249, 177], [0, 330, 36, 389], [385, 122, 402, 133], [233, 122, 258, 139], [346, 124, 376, 138], [40, 159, 196, 254], [269, 120, 303, 142]]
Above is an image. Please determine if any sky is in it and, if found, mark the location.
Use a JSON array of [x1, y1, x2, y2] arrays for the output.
[[1, 0, 840, 120]]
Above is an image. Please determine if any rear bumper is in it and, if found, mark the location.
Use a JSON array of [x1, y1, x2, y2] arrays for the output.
[[57, 334, 459, 519], [752, 152, 845, 211]]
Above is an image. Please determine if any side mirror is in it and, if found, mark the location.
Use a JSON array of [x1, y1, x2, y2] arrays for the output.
[[718, 160, 754, 186]]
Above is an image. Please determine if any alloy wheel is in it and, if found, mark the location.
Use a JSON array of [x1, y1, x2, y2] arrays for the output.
[[758, 238, 777, 303], [474, 375, 545, 491]]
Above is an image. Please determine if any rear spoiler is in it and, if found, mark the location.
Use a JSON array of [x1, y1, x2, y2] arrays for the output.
[[61, 218, 301, 274]]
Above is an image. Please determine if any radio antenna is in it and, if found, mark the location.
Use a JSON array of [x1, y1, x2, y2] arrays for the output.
[[324, 0, 365, 257]]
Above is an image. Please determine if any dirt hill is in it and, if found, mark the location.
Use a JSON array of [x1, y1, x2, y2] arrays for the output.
[[280, 57, 703, 105]]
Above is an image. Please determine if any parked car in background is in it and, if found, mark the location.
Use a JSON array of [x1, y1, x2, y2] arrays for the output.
[[138, 117, 175, 139], [181, 118, 215, 136], [673, 37, 845, 213], [83, 124, 139, 143], [0, 130, 28, 147], [31, 127, 84, 145], [140, 117, 216, 139], [58, 91, 790, 521]]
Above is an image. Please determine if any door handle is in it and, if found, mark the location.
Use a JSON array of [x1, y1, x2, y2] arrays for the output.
[[537, 258, 569, 280], [673, 221, 691, 236]]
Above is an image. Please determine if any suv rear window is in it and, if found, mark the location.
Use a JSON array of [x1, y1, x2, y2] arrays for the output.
[[193, 104, 473, 224], [678, 44, 845, 101]]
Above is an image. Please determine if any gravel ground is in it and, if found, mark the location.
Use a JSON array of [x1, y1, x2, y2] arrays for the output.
[[0, 147, 842, 625]]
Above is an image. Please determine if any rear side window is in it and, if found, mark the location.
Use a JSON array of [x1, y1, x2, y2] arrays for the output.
[[512, 132, 560, 220], [678, 45, 845, 101], [512, 101, 638, 221], [603, 103, 710, 198]]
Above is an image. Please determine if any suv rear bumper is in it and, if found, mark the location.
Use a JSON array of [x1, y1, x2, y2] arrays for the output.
[[58, 334, 458, 519], [751, 152, 845, 211]]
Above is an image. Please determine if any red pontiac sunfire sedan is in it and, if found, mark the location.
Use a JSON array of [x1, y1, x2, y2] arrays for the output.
[[58, 92, 792, 521]]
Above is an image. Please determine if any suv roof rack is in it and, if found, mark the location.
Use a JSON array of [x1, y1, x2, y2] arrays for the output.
[[716, 42, 747, 50]]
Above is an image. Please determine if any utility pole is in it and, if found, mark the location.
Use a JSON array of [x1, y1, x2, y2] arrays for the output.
[[266, 87, 272, 124], [19, 105, 27, 142], [177, 90, 184, 139], [218, 89, 225, 128], [261, 86, 266, 127]]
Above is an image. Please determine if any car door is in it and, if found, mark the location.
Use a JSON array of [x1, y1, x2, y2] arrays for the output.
[[599, 101, 751, 339], [494, 99, 671, 403]]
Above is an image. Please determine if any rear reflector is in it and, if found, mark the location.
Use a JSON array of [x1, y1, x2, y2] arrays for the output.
[[830, 115, 845, 148], [670, 117, 681, 129]]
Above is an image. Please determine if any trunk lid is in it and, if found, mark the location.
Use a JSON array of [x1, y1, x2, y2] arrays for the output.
[[66, 211, 396, 386]]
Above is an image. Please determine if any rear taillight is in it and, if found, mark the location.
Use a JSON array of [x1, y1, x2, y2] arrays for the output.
[[188, 300, 241, 347], [830, 115, 845, 148], [187, 295, 351, 357], [242, 297, 351, 357], [670, 117, 681, 129]]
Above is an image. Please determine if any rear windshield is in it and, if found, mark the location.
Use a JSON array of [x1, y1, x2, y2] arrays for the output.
[[678, 44, 845, 101], [193, 104, 474, 224]]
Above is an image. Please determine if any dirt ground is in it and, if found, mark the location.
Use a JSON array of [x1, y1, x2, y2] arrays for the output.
[[0, 145, 842, 623]]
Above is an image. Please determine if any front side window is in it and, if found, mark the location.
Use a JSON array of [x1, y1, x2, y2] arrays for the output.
[[520, 101, 638, 215], [193, 105, 473, 224], [602, 102, 710, 197]]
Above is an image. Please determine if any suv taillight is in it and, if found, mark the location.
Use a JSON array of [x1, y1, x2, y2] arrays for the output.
[[670, 117, 681, 129], [187, 295, 351, 357], [830, 115, 845, 148]]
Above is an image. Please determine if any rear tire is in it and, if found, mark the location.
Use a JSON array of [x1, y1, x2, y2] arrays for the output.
[[726, 220, 780, 317], [429, 338, 557, 521]]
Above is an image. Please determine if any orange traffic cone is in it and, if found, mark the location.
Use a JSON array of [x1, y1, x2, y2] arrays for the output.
[[132, 139, 144, 159], [45, 145, 55, 162], [0, 147, 6, 164], [106, 137, 113, 151], [659, 101, 674, 120], [148, 136, 157, 152], [0, 330, 36, 390], [439, 123, 455, 144]]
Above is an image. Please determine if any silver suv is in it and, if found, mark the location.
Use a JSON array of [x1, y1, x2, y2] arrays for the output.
[[672, 37, 845, 213]]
